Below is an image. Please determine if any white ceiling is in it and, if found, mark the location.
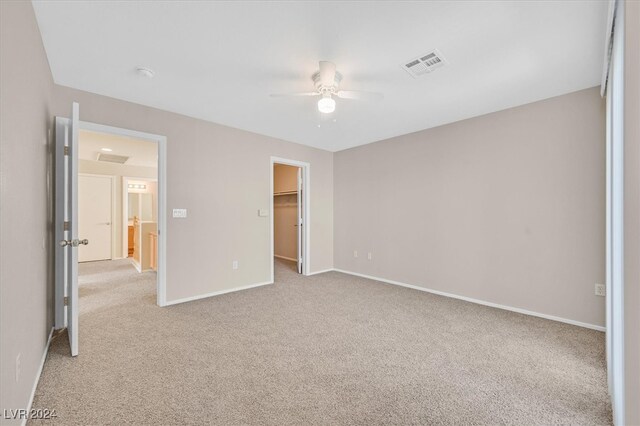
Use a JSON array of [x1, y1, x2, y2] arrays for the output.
[[33, 1, 608, 152], [79, 130, 158, 167]]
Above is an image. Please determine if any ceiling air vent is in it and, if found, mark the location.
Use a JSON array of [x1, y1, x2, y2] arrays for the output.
[[97, 153, 129, 164], [402, 49, 446, 78]]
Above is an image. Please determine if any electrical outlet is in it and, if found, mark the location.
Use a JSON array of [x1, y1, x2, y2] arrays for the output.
[[367, 252, 372, 261], [232, 260, 238, 270], [15, 353, 21, 383], [595, 283, 606, 297], [353, 250, 358, 258]]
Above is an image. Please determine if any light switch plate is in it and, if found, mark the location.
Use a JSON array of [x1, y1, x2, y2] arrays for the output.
[[595, 283, 606, 297], [173, 209, 187, 218], [258, 209, 269, 217]]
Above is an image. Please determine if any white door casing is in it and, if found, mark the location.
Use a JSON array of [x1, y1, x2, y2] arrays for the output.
[[297, 167, 303, 274], [270, 156, 310, 281], [79, 121, 167, 307]]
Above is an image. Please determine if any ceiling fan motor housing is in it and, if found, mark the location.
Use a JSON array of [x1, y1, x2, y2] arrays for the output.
[[312, 70, 342, 93]]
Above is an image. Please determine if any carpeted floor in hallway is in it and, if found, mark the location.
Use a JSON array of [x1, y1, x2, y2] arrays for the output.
[[29, 258, 612, 425]]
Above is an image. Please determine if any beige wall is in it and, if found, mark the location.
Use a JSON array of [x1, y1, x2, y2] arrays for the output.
[[274, 164, 299, 260], [0, 1, 55, 421], [334, 87, 606, 327], [52, 86, 334, 302], [79, 159, 157, 258], [624, 0, 640, 423]]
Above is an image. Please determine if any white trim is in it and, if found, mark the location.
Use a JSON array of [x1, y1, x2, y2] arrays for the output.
[[122, 178, 127, 259], [78, 173, 116, 261], [274, 254, 297, 262], [606, 72, 614, 396], [306, 268, 334, 276], [270, 157, 311, 280], [78, 120, 167, 307], [601, 0, 617, 96], [333, 269, 606, 332], [164, 281, 273, 306], [130, 257, 142, 273], [607, 2, 625, 422], [22, 327, 54, 426]]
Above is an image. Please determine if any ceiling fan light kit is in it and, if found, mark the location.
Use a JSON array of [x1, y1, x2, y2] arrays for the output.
[[317, 94, 336, 114]]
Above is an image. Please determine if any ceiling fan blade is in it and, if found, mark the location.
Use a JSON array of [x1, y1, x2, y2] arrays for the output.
[[319, 61, 336, 87], [336, 90, 384, 101], [269, 92, 319, 98]]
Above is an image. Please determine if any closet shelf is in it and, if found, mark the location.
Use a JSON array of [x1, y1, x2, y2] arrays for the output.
[[274, 191, 298, 196]]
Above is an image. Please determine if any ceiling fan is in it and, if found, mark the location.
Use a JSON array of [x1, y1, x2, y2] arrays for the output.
[[270, 61, 383, 114]]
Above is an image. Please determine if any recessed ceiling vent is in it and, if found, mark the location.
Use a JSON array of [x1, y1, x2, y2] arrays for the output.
[[403, 49, 446, 78], [97, 153, 129, 164]]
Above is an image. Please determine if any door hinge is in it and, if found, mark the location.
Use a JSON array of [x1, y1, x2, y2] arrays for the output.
[[63, 221, 70, 231], [64, 296, 68, 306], [64, 146, 69, 156]]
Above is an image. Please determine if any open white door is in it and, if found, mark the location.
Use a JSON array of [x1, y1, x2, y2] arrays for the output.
[[297, 168, 303, 274], [54, 102, 85, 356]]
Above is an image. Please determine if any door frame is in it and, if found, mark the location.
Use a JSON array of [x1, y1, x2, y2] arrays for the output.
[[78, 173, 116, 261], [55, 118, 167, 325], [605, 0, 625, 422], [122, 176, 158, 271], [270, 157, 310, 280]]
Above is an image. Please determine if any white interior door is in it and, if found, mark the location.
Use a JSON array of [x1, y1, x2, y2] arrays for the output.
[[297, 168, 303, 274], [79, 175, 112, 262], [54, 102, 85, 356]]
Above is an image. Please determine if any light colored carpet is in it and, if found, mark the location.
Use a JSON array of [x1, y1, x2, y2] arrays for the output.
[[30, 258, 611, 425]]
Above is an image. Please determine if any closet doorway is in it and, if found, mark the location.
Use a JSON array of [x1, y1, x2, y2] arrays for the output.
[[270, 157, 310, 279]]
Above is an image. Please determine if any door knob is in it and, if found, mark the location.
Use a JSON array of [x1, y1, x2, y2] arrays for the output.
[[59, 240, 71, 247]]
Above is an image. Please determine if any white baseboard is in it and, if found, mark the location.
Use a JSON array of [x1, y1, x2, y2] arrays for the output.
[[165, 281, 274, 306], [130, 258, 141, 273], [333, 269, 606, 332], [274, 255, 297, 262], [22, 327, 54, 426], [307, 268, 334, 276]]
